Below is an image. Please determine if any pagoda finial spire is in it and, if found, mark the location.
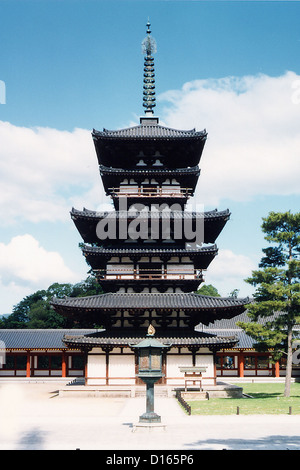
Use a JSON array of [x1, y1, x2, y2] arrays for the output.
[[141, 21, 157, 116]]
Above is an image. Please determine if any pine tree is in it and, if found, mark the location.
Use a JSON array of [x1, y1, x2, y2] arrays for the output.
[[237, 211, 300, 397]]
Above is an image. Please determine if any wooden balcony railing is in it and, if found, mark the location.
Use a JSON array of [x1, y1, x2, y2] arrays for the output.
[[95, 268, 202, 281], [108, 187, 193, 198]]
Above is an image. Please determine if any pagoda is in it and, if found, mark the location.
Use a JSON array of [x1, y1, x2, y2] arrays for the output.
[[51, 23, 248, 387]]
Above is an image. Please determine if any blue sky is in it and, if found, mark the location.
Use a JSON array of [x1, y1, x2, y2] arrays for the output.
[[0, 0, 300, 313]]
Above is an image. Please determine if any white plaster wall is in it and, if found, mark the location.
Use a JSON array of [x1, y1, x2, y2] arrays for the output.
[[195, 354, 214, 377], [221, 370, 238, 376], [109, 354, 136, 385], [87, 353, 106, 385], [0, 371, 15, 376], [166, 354, 192, 385], [166, 351, 215, 386]]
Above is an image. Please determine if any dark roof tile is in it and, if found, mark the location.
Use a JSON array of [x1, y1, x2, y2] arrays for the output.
[[51, 292, 249, 310], [0, 329, 100, 350], [93, 125, 207, 140]]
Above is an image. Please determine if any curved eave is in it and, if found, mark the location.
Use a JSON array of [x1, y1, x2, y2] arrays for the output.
[[81, 244, 218, 270], [63, 329, 238, 350], [71, 207, 230, 220], [51, 293, 249, 326], [92, 127, 207, 168], [99, 164, 201, 176], [70, 207, 230, 245], [99, 165, 201, 193], [92, 125, 207, 140]]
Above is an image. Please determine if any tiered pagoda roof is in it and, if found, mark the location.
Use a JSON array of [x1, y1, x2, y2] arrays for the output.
[[52, 292, 249, 328], [93, 123, 206, 139], [70, 207, 231, 245], [82, 244, 218, 269], [92, 123, 207, 169], [63, 327, 238, 352], [51, 22, 248, 352]]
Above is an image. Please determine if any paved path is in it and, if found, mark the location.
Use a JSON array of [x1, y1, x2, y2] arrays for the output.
[[0, 382, 299, 450]]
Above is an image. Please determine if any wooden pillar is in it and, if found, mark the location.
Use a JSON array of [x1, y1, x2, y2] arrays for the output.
[[84, 351, 89, 386], [192, 351, 196, 367], [208, 348, 218, 385], [26, 351, 31, 378], [106, 349, 110, 385], [62, 351, 67, 378], [161, 352, 167, 385], [275, 360, 280, 378], [103, 346, 113, 385], [213, 358, 217, 385], [238, 353, 244, 378]]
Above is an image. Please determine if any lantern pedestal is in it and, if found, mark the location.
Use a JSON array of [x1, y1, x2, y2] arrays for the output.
[[130, 327, 171, 426], [138, 375, 162, 423]]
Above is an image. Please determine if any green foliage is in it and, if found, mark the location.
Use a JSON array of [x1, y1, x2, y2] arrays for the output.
[[196, 284, 220, 297], [261, 211, 300, 256], [1, 275, 104, 329], [228, 288, 240, 298], [238, 211, 300, 396], [259, 246, 285, 268]]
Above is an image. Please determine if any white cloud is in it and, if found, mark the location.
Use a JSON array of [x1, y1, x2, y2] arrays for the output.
[[203, 249, 256, 298], [159, 71, 300, 205], [1, 72, 299, 225], [0, 123, 105, 225], [0, 234, 78, 286]]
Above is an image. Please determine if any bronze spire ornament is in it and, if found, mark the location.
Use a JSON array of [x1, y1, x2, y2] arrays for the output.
[[141, 21, 157, 115]]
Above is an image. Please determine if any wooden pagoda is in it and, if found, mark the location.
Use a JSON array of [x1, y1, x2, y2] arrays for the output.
[[51, 23, 248, 387]]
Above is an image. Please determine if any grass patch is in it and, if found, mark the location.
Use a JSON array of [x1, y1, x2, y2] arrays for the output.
[[188, 382, 300, 415]]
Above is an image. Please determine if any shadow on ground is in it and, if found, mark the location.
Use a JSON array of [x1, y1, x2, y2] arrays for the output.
[[16, 428, 48, 450], [185, 435, 300, 450]]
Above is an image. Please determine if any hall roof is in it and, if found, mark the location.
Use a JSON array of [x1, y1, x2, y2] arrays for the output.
[[1, 312, 297, 352], [0, 329, 99, 350]]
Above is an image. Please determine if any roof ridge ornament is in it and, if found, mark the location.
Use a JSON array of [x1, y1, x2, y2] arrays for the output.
[[141, 21, 157, 117]]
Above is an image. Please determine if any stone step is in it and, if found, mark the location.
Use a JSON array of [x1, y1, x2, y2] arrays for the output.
[[181, 391, 209, 400], [135, 388, 170, 398]]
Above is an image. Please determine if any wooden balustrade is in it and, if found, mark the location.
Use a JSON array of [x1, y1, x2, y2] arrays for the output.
[[95, 268, 202, 280], [108, 187, 193, 198]]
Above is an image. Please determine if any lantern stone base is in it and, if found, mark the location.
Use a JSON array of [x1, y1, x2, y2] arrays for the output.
[[139, 411, 161, 423], [132, 422, 167, 432]]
